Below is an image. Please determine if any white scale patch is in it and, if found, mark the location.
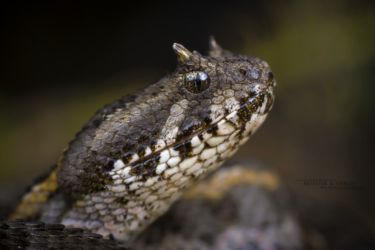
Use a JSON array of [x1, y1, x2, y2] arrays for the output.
[[170, 172, 183, 182], [217, 141, 229, 153], [159, 149, 170, 163], [167, 156, 181, 167], [111, 185, 125, 193], [144, 147, 152, 156], [169, 148, 179, 157], [154, 139, 166, 151], [206, 135, 227, 147], [200, 148, 217, 160], [179, 156, 198, 170], [114, 160, 125, 170], [191, 143, 204, 155], [191, 135, 201, 147], [164, 167, 179, 178], [155, 163, 167, 174], [124, 176, 137, 184], [185, 162, 202, 175], [217, 119, 235, 135], [129, 153, 139, 164], [259, 95, 268, 114]]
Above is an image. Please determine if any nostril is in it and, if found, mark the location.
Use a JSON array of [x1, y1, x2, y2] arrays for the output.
[[266, 71, 276, 87], [239, 68, 247, 76], [238, 68, 261, 80], [267, 71, 274, 81], [249, 90, 257, 98]]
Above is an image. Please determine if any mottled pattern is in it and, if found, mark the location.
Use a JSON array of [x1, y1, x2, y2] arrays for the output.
[[11, 39, 276, 243]]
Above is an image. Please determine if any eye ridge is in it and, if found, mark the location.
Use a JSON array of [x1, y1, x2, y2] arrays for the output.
[[184, 71, 210, 93]]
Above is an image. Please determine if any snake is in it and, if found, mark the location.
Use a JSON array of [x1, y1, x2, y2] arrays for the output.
[[2, 38, 276, 248]]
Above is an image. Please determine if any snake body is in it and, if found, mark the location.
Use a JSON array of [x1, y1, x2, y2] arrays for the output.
[[8, 38, 276, 244]]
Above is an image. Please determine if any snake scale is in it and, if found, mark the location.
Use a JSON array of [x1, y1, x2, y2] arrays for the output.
[[1, 38, 276, 249]]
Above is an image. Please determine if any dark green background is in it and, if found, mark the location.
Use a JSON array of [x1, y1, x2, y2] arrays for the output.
[[1, 1, 374, 248]]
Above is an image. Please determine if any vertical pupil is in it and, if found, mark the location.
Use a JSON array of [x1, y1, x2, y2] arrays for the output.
[[195, 72, 208, 92], [195, 77, 202, 91]]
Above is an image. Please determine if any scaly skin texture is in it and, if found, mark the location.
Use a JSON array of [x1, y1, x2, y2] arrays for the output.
[[10, 38, 276, 243]]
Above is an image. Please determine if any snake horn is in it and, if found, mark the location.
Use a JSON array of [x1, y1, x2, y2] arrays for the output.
[[209, 36, 224, 57], [172, 43, 193, 63]]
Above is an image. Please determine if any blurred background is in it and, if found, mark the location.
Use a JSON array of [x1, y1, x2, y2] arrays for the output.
[[1, 1, 374, 249]]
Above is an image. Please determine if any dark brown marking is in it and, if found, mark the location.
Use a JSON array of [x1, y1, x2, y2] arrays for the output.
[[177, 118, 205, 141], [237, 107, 252, 121], [121, 152, 134, 164], [142, 158, 158, 177], [103, 160, 114, 172], [207, 124, 218, 136], [115, 197, 129, 205], [130, 163, 143, 176]]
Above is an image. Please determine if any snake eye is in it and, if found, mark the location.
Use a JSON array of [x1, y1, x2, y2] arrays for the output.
[[184, 71, 210, 93]]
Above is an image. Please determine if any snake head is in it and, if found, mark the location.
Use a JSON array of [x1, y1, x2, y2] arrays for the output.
[[170, 39, 276, 141]]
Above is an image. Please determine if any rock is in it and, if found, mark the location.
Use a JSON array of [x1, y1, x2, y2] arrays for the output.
[[134, 162, 304, 250]]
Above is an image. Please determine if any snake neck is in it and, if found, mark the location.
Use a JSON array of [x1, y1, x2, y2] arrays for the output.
[[61, 111, 268, 241]]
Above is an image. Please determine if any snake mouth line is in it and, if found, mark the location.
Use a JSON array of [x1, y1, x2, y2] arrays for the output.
[[126, 93, 270, 169]]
